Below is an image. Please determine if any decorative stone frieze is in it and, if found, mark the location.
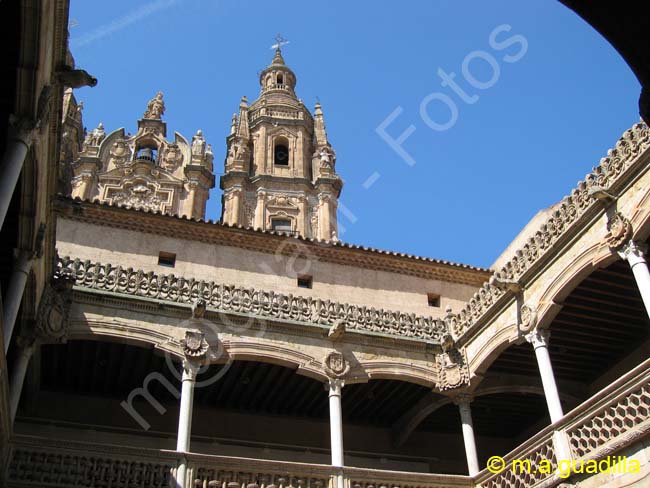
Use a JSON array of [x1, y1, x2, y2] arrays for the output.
[[55, 256, 449, 343], [445, 122, 650, 341]]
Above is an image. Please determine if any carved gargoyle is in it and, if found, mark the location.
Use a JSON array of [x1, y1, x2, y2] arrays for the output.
[[55, 66, 98, 88], [328, 320, 346, 341]]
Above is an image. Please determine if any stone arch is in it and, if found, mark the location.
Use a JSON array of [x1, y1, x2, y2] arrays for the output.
[[67, 317, 185, 360], [359, 361, 437, 388], [216, 339, 328, 382]]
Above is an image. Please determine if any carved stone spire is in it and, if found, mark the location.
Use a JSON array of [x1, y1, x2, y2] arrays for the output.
[[236, 97, 250, 140], [313, 102, 328, 147], [230, 113, 237, 135]]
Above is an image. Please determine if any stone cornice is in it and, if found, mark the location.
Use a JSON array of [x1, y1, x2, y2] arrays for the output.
[[56, 255, 448, 344], [446, 122, 650, 344], [54, 198, 490, 286]]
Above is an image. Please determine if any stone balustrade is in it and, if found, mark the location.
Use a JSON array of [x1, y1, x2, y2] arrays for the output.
[[474, 357, 650, 488]]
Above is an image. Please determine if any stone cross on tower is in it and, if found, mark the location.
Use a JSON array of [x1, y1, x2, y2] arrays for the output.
[[270, 33, 289, 51]]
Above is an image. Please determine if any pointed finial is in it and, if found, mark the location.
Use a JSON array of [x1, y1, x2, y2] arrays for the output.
[[240, 96, 248, 109], [230, 113, 237, 134]]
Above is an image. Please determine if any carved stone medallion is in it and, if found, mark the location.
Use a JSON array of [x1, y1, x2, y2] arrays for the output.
[[604, 212, 632, 250], [323, 351, 350, 379], [519, 303, 538, 333], [181, 330, 209, 359]]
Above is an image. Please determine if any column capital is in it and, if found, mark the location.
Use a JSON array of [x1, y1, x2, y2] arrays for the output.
[[8, 115, 37, 147], [618, 240, 648, 266], [525, 328, 550, 349], [453, 393, 474, 408], [181, 358, 202, 381], [326, 378, 345, 395]]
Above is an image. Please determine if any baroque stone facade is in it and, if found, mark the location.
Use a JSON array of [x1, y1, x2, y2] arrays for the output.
[[65, 92, 215, 219]]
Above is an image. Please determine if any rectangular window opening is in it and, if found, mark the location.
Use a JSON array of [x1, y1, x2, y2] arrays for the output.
[[271, 219, 292, 233], [158, 251, 176, 268], [297, 275, 313, 289], [427, 293, 441, 307]]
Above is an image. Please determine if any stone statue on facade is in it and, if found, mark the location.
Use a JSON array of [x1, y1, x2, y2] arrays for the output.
[[84, 122, 105, 147], [143, 91, 165, 119], [192, 129, 206, 156]]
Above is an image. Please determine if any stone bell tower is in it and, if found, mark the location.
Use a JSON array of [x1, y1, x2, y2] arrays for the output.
[[220, 47, 343, 240]]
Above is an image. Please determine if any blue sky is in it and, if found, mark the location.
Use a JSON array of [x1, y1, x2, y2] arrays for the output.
[[69, 0, 640, 269]]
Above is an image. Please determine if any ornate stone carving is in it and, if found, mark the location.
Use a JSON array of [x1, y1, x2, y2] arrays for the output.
[[525, 328, 550, 349], [604, 212, 632, 250], [192, 298, 207, 319], [35, 275, 74, 341], [437, 348, 469, 391], [323, 351, 350, 379], [267, 194, 297, 208], [181, 330, 209, 359], [8, 447, 173, 487], [310, 206, 319, 236], [317, 147, 335, 174], [243, 200, 255, 227], [160, 143, 183, 171], [111, 184, 163, 212], [56, 255, 463, 344], [519, 303, 538, 334], [192, 130, 206, 157], [327, 320, 346, 341], [617, 240, 648, 263], [108, 139, 130, 167], [84, 122, 105, 147], [143, 91, 165, 119], [445, 122, 650, 341]]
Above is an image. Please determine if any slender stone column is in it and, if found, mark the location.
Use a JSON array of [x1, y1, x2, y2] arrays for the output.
[[455, 395, 480, 476], [327, 378, 345, 488], [526, 329, 563, 423], [175, 359, 200, 488], [0, 118, 34, 231], [328, 378, 344, 467], [618, 241, 650, 318], [9, 339, 36, 423], [3, 251, 33, 353]]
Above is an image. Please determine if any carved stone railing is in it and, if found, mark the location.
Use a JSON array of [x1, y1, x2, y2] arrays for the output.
[[55, 256, 447, 343], [5, 436, 181, 487], [186, 453, 333, 488], [445, 122, 650, 342], [343, 466, 470, 488], [474, 357, 650, 488], [5, 437, 471, 488]]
